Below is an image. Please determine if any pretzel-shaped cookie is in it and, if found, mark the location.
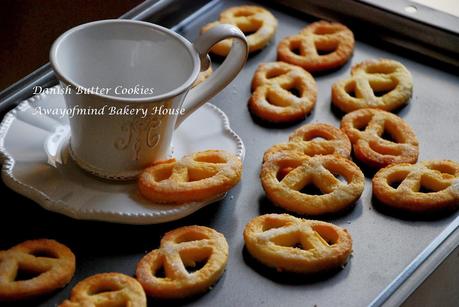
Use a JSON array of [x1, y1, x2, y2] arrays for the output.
[[201, 5, 277, 56], [332, 59, 413, 113], [0, 239, 75, 301], [373, 160, 459, 212], [139, 150, 242, 204], [263, 123, 351, 162], [261, 153, 364, 215], [136, 226, 228, 299], [277, 21, 354, 72], [341, 108, 419, 168], [249, 62, 317, 123], [60, 273, 146, 307], [244, 214, 352, 273]]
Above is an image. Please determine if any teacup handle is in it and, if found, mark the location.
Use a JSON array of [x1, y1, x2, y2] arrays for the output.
[[175, 24, 248, 128]]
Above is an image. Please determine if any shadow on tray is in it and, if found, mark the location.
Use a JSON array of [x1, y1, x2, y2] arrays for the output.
[[371, 195, 458, 221], [242, 246, 352, 285]]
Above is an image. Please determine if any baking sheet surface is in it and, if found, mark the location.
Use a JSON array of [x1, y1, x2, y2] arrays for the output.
[[0, 0, 458, 306]]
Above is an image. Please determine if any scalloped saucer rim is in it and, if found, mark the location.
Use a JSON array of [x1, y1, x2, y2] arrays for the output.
[[0, 88, 244, 224]]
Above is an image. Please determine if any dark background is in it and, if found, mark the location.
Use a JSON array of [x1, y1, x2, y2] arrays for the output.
[[0, 0, 143, 91]]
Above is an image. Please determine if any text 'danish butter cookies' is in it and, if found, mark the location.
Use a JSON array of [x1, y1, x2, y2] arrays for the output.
[[341, 108, 419, 168], [373, 160, 459, 212], [263, 123, 351, 161], [0, 239, 75, 301], [332, 59, 413, 113], [277, 21, 354, 72], [244, 214, 352, 273], [136, 226, 228, 299], [139, 150, 242, 204], [261, 153, 364, 215], [59, 273, 146, 307], [249, 62, 317, 123], [201, 6, 277, 56]]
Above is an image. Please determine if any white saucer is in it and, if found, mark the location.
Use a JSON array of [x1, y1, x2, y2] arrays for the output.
[[0, 88, 244, 224]]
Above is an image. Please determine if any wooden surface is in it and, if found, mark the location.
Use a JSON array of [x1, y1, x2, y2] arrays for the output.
[[0, 0, 143, 91]]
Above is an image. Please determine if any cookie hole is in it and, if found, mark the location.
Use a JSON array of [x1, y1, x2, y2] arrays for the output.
[[299, 183, 324, 195], [316, 45, 337, 56], [314, 25, 341, 35], [365, 65, 396, 74], [333, 173, 348, 184], [188, 169, 218, 182], [292, 243, 304, 249], [234, 10, 255, 17], [428, 164, 457, 176], [266, 92, 290, 107], [370, 80, 397, 97], [310, 136, 327, 141], [179, 248, 211, 275], [419, 185, 438, 193], [89, 284, 122, 295], [352, 114, 373, 131], [262, 218, 290, 231], [317, 48, 334, 56], [30, 249, 59, 258], [153, 265, 166, 278], [389, 179, 403, 189], [153, 167, 173, 182], [373, 88, 394, 97], [175, 230, 209, 244], [15, 268, 43, 281], [185, 259, 208, 274], [300, 129, 334, 142], [277, 167, 294, 181], [271, 233, 308, 250], [417, 176, 447, 193], [266, 69, 288, 79], [287, 87, 302, 98], [290, 45, 301, 56], [183, 255, 209, 274], [313, 225, 339, 245], [242, 28, 258, 36], [344, 82, 357, 98], [369, 141, 402, 156], [386, 171, 409, 189], [194, 153, 227, 164], [380, 130, 397, 143]]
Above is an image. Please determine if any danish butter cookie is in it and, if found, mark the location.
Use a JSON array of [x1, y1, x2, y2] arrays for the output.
[[373, 160, 459, 212], [136, 226, 228, 299], [244, 214, 352, 273]]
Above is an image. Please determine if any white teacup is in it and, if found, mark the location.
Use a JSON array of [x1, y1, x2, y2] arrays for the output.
[[50, 19, 248, 180]]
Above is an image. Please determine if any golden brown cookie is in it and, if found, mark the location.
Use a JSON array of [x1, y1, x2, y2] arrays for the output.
[[201, 5, 277, 56], [332, 59, 413, 113], [136, 226, 228, 299], [341, 108, 419, 168], [277, 21, 354, 72], [261, 153, 364, 215], [249, 62, 317, 123], [244, 214, 352, 273], [59, 273, 146, 307], [263, 123, 351, 161], [0, 239, 75, 301], [139, 150, 242, 204], [373, 160, 459, 212]]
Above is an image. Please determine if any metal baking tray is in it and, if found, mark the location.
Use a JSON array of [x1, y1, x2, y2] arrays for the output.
[[0, 0, 458, 306]]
